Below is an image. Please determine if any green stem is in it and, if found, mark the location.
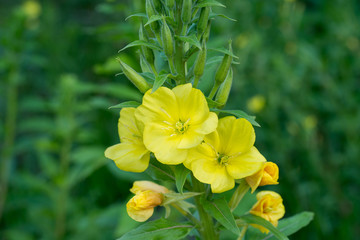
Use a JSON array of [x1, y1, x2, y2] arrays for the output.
[[208, 82, 221, 99], [193, 75, 200, 88], [171, 203, 200, 227], [229, 179, 250, 212], [192, 174, 218, 240], [0, 72, 18, 221], [150, 63, 158, 76], [237, 225, 248, 240]]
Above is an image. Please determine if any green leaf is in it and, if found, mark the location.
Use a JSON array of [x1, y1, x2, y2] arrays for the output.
[[144, 15, 163, 27], [119, 40, 162, 52], [146, 157, 175, 182], [125, 13, 147, 21], [206, 97, 222, 108], [117, 218, 193, 240], [108, 101, 141, 109], [209, 13, 237, 22], [210, 109, 260, 127], [202, 198, 240, 235], [249, 212, 314, 240], [206, 56, 240, 66], [195, 0, 226, 8], [173, 165, 190, 193], [163, 192, 202, 205], [175, 35, 202, 50], [208, 47, 239, 59], [152, 74, 170, 93], [238, 214, 289, 240]]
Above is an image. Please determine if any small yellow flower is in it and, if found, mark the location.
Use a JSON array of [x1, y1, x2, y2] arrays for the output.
[[105, 108, 150, 172], [184, 116, 266, 193], [135, 83, 218, 165], [250, 191, 285, 233], [246, 162, 279, 193], [247, 95, 266, 113], [22, 0, 41, 20], [126, 181, 169, 222]]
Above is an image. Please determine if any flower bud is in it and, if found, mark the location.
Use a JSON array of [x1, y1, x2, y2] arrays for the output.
[[161, 17, 174, 57], [139, 24, 155, 65], [127, 190, 164, 222], [250, 191, 285, 233], [197, 7, 210, 35], [146, 0, 160, 33], [246, 162, 279, 193], [130, 181, 169, 194], [215, 41, 233, 84], [202, 20, 211, 42], [117, 58, 150, 93], [194, 41, 207, 76], [215, 67, 233, 107], [181, 0, 192, 25]]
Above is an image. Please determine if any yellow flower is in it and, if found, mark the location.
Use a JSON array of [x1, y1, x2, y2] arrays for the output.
[[184, 116, 266, 193], [104, 107, 150, 172], [250, 191, 285, 233], [247, 95, 266, 113], [135, 83, 218, 165], [126, 181, 169, 222], [22, 0, 41, 20], [246, 162, 279, 193]]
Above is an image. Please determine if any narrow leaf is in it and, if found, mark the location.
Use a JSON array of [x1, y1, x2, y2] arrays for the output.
[[152, 74, 170, 93], [173, 165, 190, 193], [117, 218, 193, 240], [109, 101, 141, 109], [125, 13, 147, 21], [119, 40, 162, 52], [195, 0, 226, 8], [210, 13, 237, 22], [206, 56, 240, 66], [176, 35, 202, 50], [208, 47, 239, 59], [210, 109, 260, 127], [146, 157, 175, 182], [203, 198, 240, 235], [238, 214, 289, 240], [163, 192, 202, 205], [144, 15, 163, 27]]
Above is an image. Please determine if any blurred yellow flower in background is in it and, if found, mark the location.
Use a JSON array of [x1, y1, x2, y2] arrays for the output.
[[247, 95, 266, 113], [105, 107, 150, 172], [126, 181, 169, 222], [184, 116, 266, 193], [246, 162, 279, 193], [250, 191, 285, 233], [135, 83, 218, 165], [22, 0, 41, 20]]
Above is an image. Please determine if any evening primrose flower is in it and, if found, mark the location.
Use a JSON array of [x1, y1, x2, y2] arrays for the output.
[[135, 83, 218, 165], [246, 162, 279, 193], [105, 107, 150, 172], [127, 181, 169, 222], [250, 191, 285, 233], [184, 116, 266, 193]]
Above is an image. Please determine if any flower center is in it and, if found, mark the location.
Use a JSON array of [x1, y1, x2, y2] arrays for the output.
[[217, 153, 230, 166], [175, 120, 189, 134]]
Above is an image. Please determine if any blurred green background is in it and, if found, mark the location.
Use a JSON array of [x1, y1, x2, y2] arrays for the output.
[[0, 0, 359, 239]]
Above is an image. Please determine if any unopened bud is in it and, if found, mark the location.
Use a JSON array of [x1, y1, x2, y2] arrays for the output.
[[194, 41, 207, 79], [139, 24, 155, 65], [181, 0, 192, 24], [215, 41, 233, 84], [203, 20, 211, 42], [215, 68, 233, 107], [117, 58, 150, 93], [146, 0, 160, 33], [161, 17, 174, 57], [197, 7, 210, 35]]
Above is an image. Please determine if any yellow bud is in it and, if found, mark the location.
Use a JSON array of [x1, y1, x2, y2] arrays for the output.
[[117, 58, 150, 93], [246, 162, 279, 193], [250, 191, 285, 233], [215, 68, 233, 107], [126, 190, 164, 222], [130, 181, 169, 194]]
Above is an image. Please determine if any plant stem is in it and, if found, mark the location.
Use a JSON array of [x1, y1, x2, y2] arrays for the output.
[[0, 71, 18, 222], [208, 82, 221, 99], [171, 203, 200, 227], [229, 179, 250, 212], [191, 174, 218, 240], [237, 225, 248, 240]]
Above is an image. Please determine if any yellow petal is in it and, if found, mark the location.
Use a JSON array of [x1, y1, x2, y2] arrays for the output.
[[193, 112, 218, 135], [217, 117, 255, 156], [246, 167, 264, 193], [226, 147, 266, 179], [177, 128, 206, 149], [172, 83, 209, 124], [127, 201, 154, 222], [135, 87, 178, 125], [104, 143, 150, 172], [130, 181, 169, 194], [118, 107, 143, 142], [259, 162, 279, 186], [143, 122, 187, 164]]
